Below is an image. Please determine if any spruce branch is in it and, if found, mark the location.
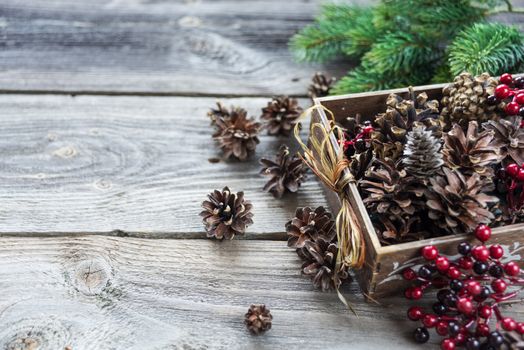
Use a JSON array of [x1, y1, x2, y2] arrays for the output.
[[448, 23, 524, 76]]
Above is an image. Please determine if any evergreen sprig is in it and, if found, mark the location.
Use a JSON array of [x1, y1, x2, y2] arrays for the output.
[[290, 0, 524, 94]]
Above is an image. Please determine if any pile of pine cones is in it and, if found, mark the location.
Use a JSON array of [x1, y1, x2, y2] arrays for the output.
[[341, 72, 524, 244]]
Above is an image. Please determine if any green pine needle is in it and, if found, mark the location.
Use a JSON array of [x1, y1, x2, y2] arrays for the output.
[[448, 23, 524, 76]]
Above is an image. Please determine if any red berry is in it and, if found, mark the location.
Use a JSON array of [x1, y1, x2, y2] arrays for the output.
[[472, 246, 490, 262], [466, 281, 482, 296], [507, 101, 521, 115], [500, 73, 513, 85], [422, 245, 439, 260], [447, 266, 461, 279], [411, 287, 423, 300], [459, 257, 473, 269], [441, 338, 455, 350], [479, 305, 492, 319], [457, 298, 473, 315], [476, 323, 490, 337], [517, 322, 524, 334], [495, 84, 511, 99], [362, 125, 374, 137], [492, 278, 507, 293], [506, 163, 520, 178], [403, 268, 417, 280], [422, 314, 438, 328], [504, 261, 520, 276], [407, 306, 424, 321], [517, 168, 524, 182], [404, 287, 413, 299], [516, 92, 524, 104], [489, 245, 504, 259], [474, 224, 491, 242], [455, 333, 466, 345], [436, 256, 450, 273], [502, 317, 517, 331], [436, 321, 449, 336]]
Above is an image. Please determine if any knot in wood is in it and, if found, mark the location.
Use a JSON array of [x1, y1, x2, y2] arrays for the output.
[[0, 318, 71, 350], [71, 259, 111, 296]]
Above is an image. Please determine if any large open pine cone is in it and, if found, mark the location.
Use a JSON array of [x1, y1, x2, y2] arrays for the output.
[[443, 121, 502, 177], [308, 72, 335, 100], [402, 126, 444, 178], [426, 168, 498, 234], [285, 206, 335, 248], [297, 238, 349, 291], [200, 187, 254, 240], [261, 96, 303, 136], [260, 145, 307, 198], [441, 72, 499, 129], [244, 304, 272, 335], [484, 116, 524, 166], [213, 110, 261, 161], [372, 87, 440, 162]]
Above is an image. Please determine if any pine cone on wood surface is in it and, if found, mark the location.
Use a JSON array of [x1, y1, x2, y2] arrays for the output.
[[260, 145, 307, 198], [244, 304, 272, 335], [200, 187, 254, 240], [308, 72, 335, 100], [484, 116, 524, 166], [213, 110, 261, 161], [285, 206, 335, 248], [261, 96, 303, 136], [402, 126, 444, 178]]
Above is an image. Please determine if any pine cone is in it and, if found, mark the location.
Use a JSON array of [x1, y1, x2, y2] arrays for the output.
[[200, 187, 254, 240], [207, 102, 247, 128], [402, 126, 444, 178], [360, 160, 425, 241], [308, 72, 335, 100], [441, 72, 500, 129], [261, 96, 303, 136], [285, 206, 335, 248], [213, 111, 261, 161], [484, 116, 524, 166], [443, 121, 503, 177], [244, 304, 272, 335], [260, 145, 307, 198], [372, 87, 441, 162], [425, 167, 499, 234], [297, 238, 349, 291]]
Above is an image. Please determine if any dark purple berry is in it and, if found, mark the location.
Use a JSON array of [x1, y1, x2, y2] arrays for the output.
[[458, 242, 472, 255], [432, 302, 447, 315], [515, 76, 524, 88], [486, 95, 499, 105], [489, 264, 503, 278], [488, 332, 504, 346], [474, 261, 489, 275], [413, 327, 430, 343], [450, 279, 463, 292], [519, 106, 524, 117], [418, 265, 432, 279], [448, 322, 460, 336], [466, 337, 481, 350]]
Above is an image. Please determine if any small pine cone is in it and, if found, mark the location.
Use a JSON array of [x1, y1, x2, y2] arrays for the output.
[[260, 144, 307, 198], [244, 304, 272, 335], [213, 111, 261, 161], [261, 96, 303, 136], [207, 102, 247, 128], [443, 121, 503, 177], [441, 72, 500, 129], [402, 126, 444, 178], [484, 116, 524, 166], [286, 206, 335, 248], [200, 187, 254, 240], [426, 167, 499, 234], [297, 238, 349, 291], [308, 72, 335, 100]]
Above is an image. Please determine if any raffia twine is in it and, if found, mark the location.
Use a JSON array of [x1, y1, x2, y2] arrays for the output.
[[294, 105, 366, 312]]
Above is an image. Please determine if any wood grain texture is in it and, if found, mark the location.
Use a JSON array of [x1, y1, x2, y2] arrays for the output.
[[0, 94, 327, 237], [0, 0, 361, 96], [2, 236, 521, 349]]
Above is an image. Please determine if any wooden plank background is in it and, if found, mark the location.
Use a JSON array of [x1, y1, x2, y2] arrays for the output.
[[0, 1, 523, 349]]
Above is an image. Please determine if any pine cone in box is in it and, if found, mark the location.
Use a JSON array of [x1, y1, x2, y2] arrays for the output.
[[261, 96, 303, 136], [244, 304, 272, 335], [372, 87, 441, 162], [425, 167, 499, 234], [308, 72, 335, 100], [296, 238, 349, 291], [443, 121, 503, 177], [484, 116, 524, 166], [260, 145, 307, 198], [200, 187, 254, 240], [213, 110, 261, 161], [207, 102, 247, 127], [285, 206, 335, 248], [360, 160, 425, 242], [402, 126, 444, 178]]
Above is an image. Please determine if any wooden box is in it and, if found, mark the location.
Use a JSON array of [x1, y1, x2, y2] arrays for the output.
[[311, 83, 524, 299]]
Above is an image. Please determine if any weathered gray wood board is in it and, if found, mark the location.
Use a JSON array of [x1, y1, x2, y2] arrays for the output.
[[0, 0, 359, 96], [2, 236, 521, 349], [0, 94, 326, 236]]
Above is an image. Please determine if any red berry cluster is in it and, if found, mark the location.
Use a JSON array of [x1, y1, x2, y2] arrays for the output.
[[497, 163, 524, 213], [492, 73, 524, 120], [403, 224, 523, 349], [341, 121, 374, 156]]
